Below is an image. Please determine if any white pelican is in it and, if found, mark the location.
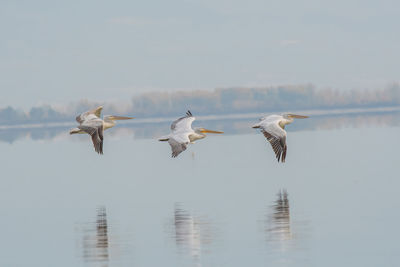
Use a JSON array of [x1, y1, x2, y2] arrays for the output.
[[70, 106, 133, 154], [159, 111, 223, 158], [252, 113, 308, 162]]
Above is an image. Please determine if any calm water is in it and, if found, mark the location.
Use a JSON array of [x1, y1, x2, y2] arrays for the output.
[[0, 113, 399, 267]]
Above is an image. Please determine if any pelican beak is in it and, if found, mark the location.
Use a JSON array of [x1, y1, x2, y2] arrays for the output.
[[288, 114, 309, 119], [200, 129, 224, 134], [109, 116, 134, 120]]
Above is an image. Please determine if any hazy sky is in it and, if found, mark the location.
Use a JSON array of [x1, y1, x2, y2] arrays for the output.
[[1, 0, 399, 107]]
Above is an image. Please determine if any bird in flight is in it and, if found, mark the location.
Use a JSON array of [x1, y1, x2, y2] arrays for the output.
[[159, 111, 224, 158], [252, 113, 308, 162], [70, 106, 133, 154]]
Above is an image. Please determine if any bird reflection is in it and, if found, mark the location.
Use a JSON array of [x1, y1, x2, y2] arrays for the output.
[[81, 206, 109, 266], [266, 190, 293, 251], [77, 206, 133, 266], [172, 204, 214, 266]]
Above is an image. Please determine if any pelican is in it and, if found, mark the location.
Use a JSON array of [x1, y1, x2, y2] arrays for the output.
[[70, 106, 133, 154], [159, 110, 223, 158], [252, 113, 308, 162]]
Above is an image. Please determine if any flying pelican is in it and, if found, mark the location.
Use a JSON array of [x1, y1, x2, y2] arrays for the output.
[[159, 111, 223, 158], [252, 113, 308, 162], [70, 106, 133, 154]]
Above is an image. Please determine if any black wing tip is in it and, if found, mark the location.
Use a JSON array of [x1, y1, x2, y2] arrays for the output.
[[276, 146, 287, 163], [282, 145, 287, 163], [94, 144, 103, 154], [186, 110, 193, 117], [99, 145, 104, 155]]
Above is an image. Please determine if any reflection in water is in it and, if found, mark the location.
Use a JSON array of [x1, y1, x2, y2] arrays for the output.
[[266, 190, 292, 245], [1, 111, 399, 143], [172, 204, 214, 266], [264, 190, 310, 256], [0, 127, 66, 143], [81, 207, 109, 266], [76, 206, 133, 267]]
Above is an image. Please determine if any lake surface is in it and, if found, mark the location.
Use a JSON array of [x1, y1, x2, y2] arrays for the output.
[[0, 112, 399, 267]]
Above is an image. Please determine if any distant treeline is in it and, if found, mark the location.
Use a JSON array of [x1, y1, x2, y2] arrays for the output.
[[1, 83, 400, 125]]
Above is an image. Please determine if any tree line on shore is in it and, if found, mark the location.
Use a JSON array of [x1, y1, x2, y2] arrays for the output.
[[1, 83, 399, 126]]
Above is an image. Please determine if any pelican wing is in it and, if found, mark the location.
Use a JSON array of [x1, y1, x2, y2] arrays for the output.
[[76, 106, 103, 124], [168, 133, 190, 158], [171, 111, 195, 133], [168, 138, 187, 158], [260, 119, 287, 162], [78, 120, 104, 154]]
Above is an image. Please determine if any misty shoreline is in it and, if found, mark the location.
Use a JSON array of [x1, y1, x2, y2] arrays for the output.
[[1, 105, 399, 131], [2, 84, 400, 127]]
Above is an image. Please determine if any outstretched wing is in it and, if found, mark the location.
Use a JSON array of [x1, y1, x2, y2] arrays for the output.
[[168, 133, 190, 158], [78, 120, 104, 154], [76, 106, 103, 124], [259, 118, 287, 162], [171, 111, 195, 133]]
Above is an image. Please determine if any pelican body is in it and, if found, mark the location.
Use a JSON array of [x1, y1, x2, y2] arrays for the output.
[[159, 111, 223, 157], [253, 113, 308, 162], [70, 106, 133, 154]]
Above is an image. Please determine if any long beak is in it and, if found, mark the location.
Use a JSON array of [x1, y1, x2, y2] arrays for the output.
[[109, 116, 134, 120], [69, 128, 84, 134], [200, 129, 224, 134], [288, 114, 309, 119]]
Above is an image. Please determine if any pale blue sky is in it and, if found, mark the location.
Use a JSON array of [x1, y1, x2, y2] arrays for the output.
[[1, 0, 399, 107]]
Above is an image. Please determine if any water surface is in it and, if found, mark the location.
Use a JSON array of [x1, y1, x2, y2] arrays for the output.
[[0, 113, 399, 266]]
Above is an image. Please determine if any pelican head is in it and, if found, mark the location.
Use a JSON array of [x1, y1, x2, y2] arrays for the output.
[[190, 127, 223, 142], [103, 115, 134, 130]]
